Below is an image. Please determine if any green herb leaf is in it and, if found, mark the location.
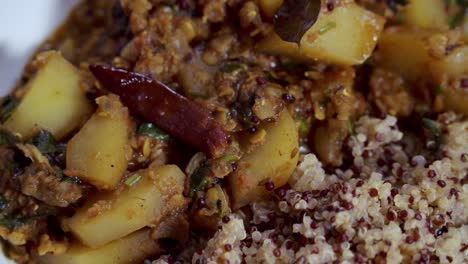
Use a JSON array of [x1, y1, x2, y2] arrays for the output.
[[318, 22, 336, 34], [422, 118, 442, 154], [0, 96, 19, 123], [29, 130, 64, 154], [273, 0, 321, 44], [125, 174, 142, 187], [137, 123, 170, 141], [189, 161, 210, 198]]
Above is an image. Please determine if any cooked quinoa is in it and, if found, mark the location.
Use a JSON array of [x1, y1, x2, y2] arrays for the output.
[[155, 116, 468, 264], [0, 0, 467, 263]]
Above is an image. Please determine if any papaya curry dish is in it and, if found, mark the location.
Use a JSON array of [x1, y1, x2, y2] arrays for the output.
[[0, 0, 467, 263]]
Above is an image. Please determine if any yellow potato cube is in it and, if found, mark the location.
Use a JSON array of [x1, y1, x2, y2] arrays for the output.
[[4, 51, 92, 140], [63, 165, 187, 248]]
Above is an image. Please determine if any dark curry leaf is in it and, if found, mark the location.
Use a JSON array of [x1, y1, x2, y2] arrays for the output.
[[273, 0, 321, 44], [29, 130, 64, 154], [0, 96, 19, 123]]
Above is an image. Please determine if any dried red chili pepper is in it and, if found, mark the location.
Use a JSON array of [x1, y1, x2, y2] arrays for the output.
[[90, 65, 228, 158]]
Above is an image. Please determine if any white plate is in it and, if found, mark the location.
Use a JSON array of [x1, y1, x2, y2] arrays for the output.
[[0, 0, 78, 96], [0, 1, 78, 262]]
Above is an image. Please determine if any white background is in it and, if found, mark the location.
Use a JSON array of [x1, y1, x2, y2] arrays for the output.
[[0, 1, 78, 262], [0, 0, 77, 96]]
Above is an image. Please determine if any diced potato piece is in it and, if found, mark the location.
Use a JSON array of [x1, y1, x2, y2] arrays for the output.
[[375, 27, 434, 81], [442, 84, 468, 115], [429, 46, 468, 83], [66, 95, 129, 189], [229, 110, 299, 209], [257, 2, 385, 65], [377, 27, 468, 82], [4, 51, 92, 140], [432, 46, 468, 115], [258, 0, 283, 19], [403, 0, 448, 30], [63, 165, 187, 248], [39, 229, 159, 264]]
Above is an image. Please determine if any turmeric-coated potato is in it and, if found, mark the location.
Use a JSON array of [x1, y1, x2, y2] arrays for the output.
[[229, 110, 299, 209]]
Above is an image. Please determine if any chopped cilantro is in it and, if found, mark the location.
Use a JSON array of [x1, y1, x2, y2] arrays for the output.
[[318, 22, 336, 34], [137, 123, 170, 141], [125, 174, 142, 187], [189, 161, 210, 198], [29, 130, 64, 154], [219, 154, 238, 162]]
